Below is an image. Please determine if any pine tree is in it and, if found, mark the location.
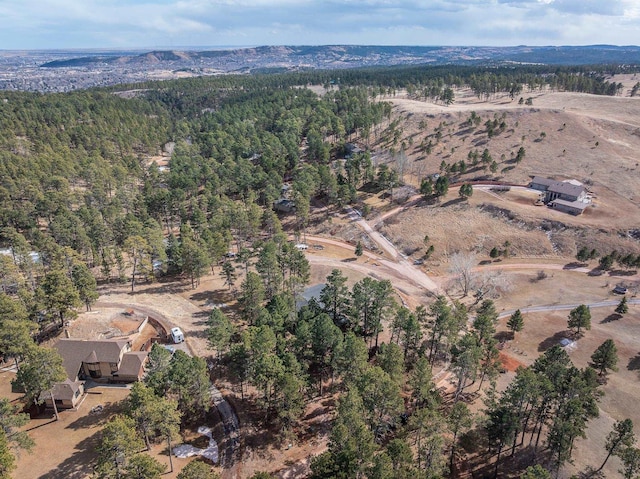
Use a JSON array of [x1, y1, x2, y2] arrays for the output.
[[567, 304, 591, 335], [459, 184, 473, 199], [206, 308, 235, 360], [448, 402, 472, 472], [620, 447, 640, 479], [71, 262, 99, 311], [598, 419, 635, 472], [238, 272, 265, 325], [576, 246, 590, 263], [522, 465, 551, 479], [95, 415, 145, 478], [220, 261, 237, 290], [124, 454, 166, 479], [420, 177, 433, 198], [616, 296, 629, 316], [13, 346, 66, 413], [320, 269, 350, 322], [507, 310, 524, 337], [590, 339, 618, 376], [177, 460, 221, 479], [0, 430, 16, 479]]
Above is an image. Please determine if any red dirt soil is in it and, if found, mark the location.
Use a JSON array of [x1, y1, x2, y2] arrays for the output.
[[499, 352, 526, 372]]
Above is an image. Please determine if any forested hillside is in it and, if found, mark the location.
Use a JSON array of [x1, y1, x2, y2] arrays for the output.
[[1, 62, 639, 478]]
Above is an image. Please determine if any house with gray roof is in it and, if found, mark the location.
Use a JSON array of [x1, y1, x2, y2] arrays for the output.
[[549, 198, 590, 215], [545, 182, 586, 203], [530, 176, 558, 191], [48, 338, 148, 409], [44, 379, 84, 410], [529, 176, 590, 215]]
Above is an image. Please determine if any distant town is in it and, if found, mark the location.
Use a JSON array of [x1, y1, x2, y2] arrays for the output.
[[2, 44, 640, 92]]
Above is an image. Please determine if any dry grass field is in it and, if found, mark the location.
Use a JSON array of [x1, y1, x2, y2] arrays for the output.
[[372, 79, 640, 262]]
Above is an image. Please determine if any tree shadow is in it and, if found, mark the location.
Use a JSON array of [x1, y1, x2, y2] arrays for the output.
[[38, 432, 101, 479], [440, 197, 465, 208], [189, 329, 209, 339], [574, 466, 605, 479], [627, 353, 640, 371], [190, 290, 233, 304], [465, 440, 554, 479], [538, 331, 570, 352], [609, 269, 638, 277], [65, 400, 122, 431], [24, 417, 56, 431], [359, 182, 384, 194], [588, 268, 605, 276], [304, 405, 329, 422], [414, 197, 439, 207], [494, 331, 512, 343], [193, 310, 211, 320], [563, 262, 586, 270], [129, 282, 191, 296], [601, 313, 622, 324]]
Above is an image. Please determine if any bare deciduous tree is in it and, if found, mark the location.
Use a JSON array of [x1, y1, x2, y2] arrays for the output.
[[394, 149, 409, 183], [473, 270, 512, 301], [448, 252, 477, 296]]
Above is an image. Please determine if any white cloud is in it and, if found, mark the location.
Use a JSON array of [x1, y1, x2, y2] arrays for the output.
[[0, 0, 639, 48]]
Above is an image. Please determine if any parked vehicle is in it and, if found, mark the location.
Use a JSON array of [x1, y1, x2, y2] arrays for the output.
[[170, 327, 185, 343]]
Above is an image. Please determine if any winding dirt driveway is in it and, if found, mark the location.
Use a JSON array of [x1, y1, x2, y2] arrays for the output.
[[305, 234, 442, 299], [94, 299, 240, 466]]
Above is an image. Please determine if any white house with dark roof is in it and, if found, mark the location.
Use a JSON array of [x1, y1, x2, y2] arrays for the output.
[[548, 198, 590, 215], [545, 181, 587, 203], [530, 176, 558, 191], [529, 176, 590, 215]]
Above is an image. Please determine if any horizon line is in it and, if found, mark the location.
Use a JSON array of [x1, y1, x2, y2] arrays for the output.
[[2, 43, 640, 53]]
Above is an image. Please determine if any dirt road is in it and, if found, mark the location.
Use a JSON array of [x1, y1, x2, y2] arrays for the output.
[[498, 298, 640, 319], [306, 233, 442, 297]]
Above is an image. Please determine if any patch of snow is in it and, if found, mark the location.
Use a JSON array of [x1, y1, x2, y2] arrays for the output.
[[205, 301, 229, 308], [563, 179, 583, 187], [559, 338, 577, 351], [173, 426, 218, 463]]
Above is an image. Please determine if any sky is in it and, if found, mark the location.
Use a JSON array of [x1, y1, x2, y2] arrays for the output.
[[1, 0, 640, 50]]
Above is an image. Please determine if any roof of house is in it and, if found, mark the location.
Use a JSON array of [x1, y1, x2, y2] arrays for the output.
[[117, 352, 148, 378], [55, 339, 130, 380], [550, 198, 590, 210], [547, 182, 585, 198], [47, 378, 82, 402], [296, 283, 326, 311], [274, 198, 295, 206], [531, 176, 558, 187]]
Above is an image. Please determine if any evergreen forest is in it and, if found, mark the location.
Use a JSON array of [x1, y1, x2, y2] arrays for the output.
[[0, 62, 638, 478]]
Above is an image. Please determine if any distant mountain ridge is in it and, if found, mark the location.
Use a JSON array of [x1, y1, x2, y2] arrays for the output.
[[40, 45, 640, 71]]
